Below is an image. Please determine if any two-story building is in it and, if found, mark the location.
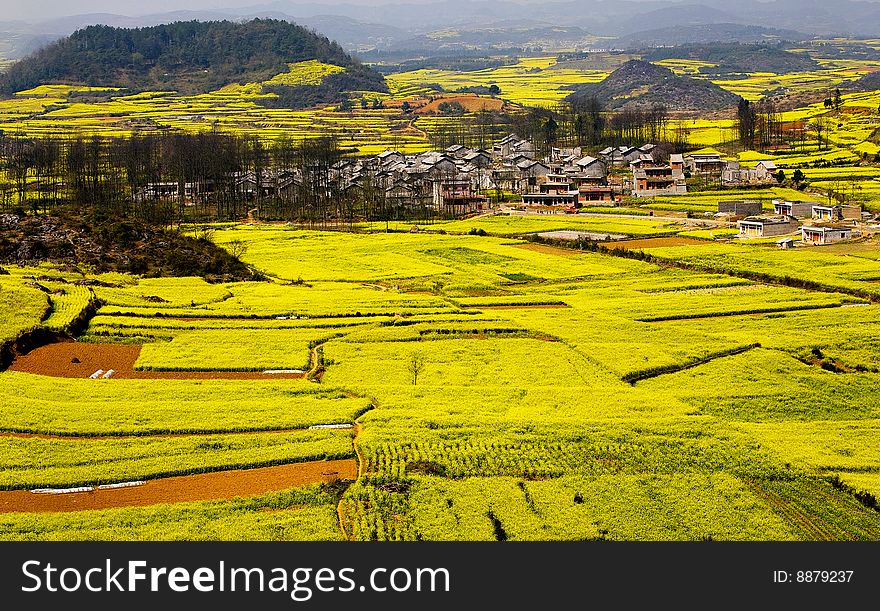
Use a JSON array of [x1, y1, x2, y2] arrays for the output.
[[632, 165, 687, 197]]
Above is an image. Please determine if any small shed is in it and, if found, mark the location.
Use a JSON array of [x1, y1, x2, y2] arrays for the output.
[[776, 237, 794, 249]]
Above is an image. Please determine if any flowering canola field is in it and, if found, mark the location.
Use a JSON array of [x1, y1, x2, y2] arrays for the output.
[[3, 226, 880, 540]]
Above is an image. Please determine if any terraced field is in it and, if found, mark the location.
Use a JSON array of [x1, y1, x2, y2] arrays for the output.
[[3, 225, 880, 540]]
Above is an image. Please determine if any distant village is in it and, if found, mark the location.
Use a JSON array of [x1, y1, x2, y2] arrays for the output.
[[326, 135, 809, 216], [140, 132, 872, 246]]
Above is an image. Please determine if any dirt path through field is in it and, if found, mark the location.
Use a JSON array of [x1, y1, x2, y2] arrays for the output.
[[512, 243, 583, 257], [0, 459, 356, 513], [602, 236, 707, 249], [9, 342, 304, 379], [0, 426, 352, 441], [463, 304, 569, 310]]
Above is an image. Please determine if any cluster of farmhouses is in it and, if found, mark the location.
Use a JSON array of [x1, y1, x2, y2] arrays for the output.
[[142, 134, 781, 215], [724, 199, 867, 246], [351, 137, 783, 214], [140, 134, 864, 243]]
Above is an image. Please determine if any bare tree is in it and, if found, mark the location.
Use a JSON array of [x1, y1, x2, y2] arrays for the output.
[[227, 239, 248, 259], [810, 115, 829, 151], [408, 353, 426, 386]]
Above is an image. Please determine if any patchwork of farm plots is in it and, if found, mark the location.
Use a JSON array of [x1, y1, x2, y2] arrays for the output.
[[4, 53, 880, 189], [387, 56, 608, 108], [0, 85, 434, 156], [3, 225, 880, 540]]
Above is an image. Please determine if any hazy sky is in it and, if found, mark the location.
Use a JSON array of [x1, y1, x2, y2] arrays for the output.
[[4, 0, 421, 21], [6, 0, 254, 20], [5, 0, 620, 21], [7, 0, 865, 23]]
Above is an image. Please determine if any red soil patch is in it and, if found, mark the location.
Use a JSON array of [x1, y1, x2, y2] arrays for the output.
[[9, 342, 305, 380], [0, 459, 357, 513], [603, 236, 706, 250], [416, 95, 504, 114]]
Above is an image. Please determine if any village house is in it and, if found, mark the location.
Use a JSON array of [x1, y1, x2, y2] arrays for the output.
[[631, 164, 687, 197], [490, 166, 518, 193], [841, 204, 863, 220], [812, 205, 842, 222], [600, 145, 651, 166], [718, 200, 762, 217], [378, 150, 405, 166], [629, 155, 657, 171], [685, 152, 725, 176], [575, 156, 607, 180], [137, 182, 180, 200], [571, 173, 607, 188], [598, 147, 619, 164], [755, 160, 778, 181], [721, 161, 778, 186], [737, 215, 799, 238], [550, 146, 582, 162], [276, 173, 303, 201], [639, 143, 657, 157], [773, 200, 820, 219], [620, 146, 645, 165], [493, 134, 535, 160], [541, 174, 572, 193], [432, 178, 487, 215], [522, 191, 579, 208], [517, 159, 552, 192], [445, 144, 469, 159], [235, 172, 259, 200], [463, 150, 492, 168], [510, 139, 536, 159], [385, 181, 422, 212], [801, 224, 853, 245], [578, 186, 615, 204]]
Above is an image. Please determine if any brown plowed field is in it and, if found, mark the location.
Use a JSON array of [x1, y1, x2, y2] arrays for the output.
[[9, 342, 304, 379], [0, 459, 357, 513], [416, 95, 504, 114]]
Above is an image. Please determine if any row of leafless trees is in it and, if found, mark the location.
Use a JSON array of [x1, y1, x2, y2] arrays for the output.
[[735, 98, 790, 151], [428, 100, 690, 156], [520, 102, 688, 154], [0, 132, 414, 225]]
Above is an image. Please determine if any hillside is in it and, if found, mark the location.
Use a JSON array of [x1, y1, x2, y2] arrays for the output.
[[644, 43, 819, 75], [852, 69, 880, 92], [0, 211, 256, 282], [566, 59, 740, 111], [0, 19, 387, 104]]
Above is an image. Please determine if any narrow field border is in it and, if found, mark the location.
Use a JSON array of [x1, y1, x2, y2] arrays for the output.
[[625, 343, 761, 384]]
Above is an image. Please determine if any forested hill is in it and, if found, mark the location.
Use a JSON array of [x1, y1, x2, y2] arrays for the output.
[[566, 60, 740, 111], [0, 19, 387, 98], [852, 70, 880, 92]]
